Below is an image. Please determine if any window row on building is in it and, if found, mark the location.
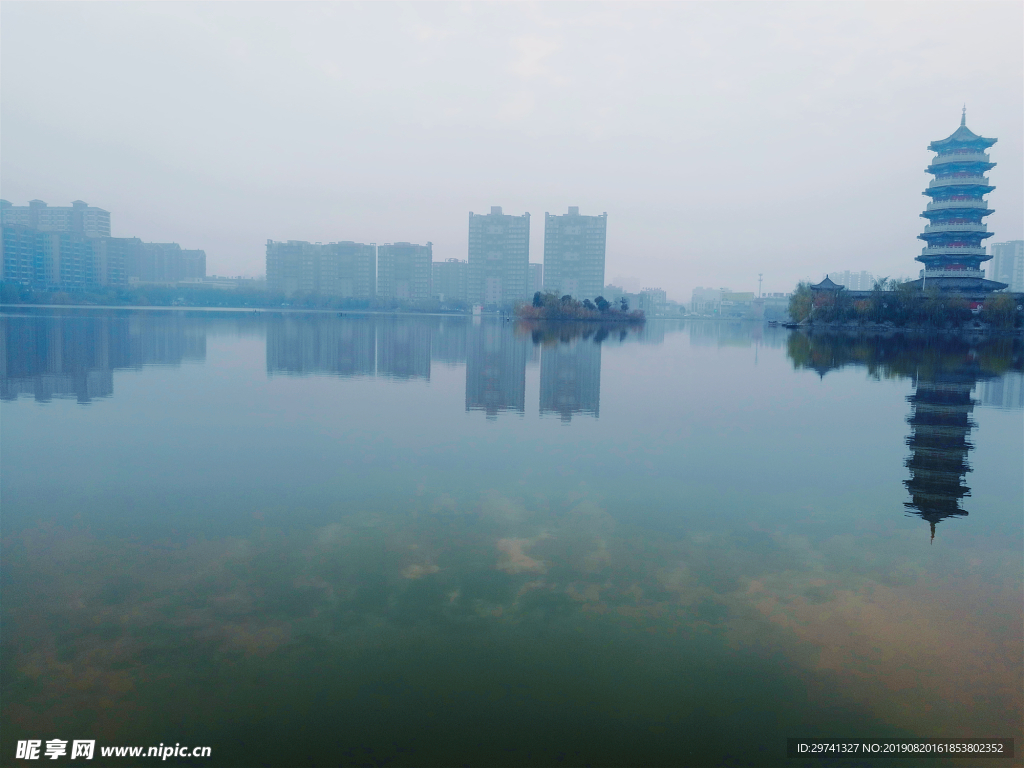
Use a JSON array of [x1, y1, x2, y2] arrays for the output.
[[2, 225, 205, 290], [1, 199, 111, 238]]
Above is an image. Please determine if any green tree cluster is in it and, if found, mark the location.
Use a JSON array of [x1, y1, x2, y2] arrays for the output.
[[789, 276, 1022, 330], [520, 291, 643, 321]]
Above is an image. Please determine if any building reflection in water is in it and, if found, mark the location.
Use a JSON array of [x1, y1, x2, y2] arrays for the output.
[[788, 332, 1023, 539], [431, 318, 469, 368], [687, 319, 786, 349], [377, 319, 431, 381], [978, 371, 1024, 410], [1, 312, 206, 404], [538, 329, 601, 423], [465, 322, 527, 418], [266, 315, 375, 377]]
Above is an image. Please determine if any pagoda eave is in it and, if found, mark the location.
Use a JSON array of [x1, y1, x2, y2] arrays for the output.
[[917, 233, 994, 243], [904, 277, 1008, 296], [920, 208, 994, 220], [923, 186, 994, 198], [927, 163, 995, 174]]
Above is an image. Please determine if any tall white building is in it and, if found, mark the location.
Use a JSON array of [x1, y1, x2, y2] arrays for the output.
[[987, 241, 1024, 292], [543, 207, 607, 299], [467, 207, 530, 307], [1, 199, 111, 238]]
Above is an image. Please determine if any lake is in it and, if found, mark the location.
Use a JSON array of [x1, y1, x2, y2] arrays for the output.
[[1, 308, 1021, 767]]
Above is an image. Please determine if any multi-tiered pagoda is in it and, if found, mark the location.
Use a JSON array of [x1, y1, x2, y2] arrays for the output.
[[911, 109, 1007, 298]]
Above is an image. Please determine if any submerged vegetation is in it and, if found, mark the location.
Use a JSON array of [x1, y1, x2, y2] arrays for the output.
[[787, 278, 1023, 330], [517, 291, 645, 322]]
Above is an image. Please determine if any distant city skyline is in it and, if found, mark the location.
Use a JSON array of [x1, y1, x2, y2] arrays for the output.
[[2, 4, 1019, 302]]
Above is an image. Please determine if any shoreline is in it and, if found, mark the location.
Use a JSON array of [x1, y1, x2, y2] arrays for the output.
[[794, 322, 1023, 336]]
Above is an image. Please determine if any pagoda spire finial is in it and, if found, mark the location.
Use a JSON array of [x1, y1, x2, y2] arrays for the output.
[[961, 105, 966, 126]]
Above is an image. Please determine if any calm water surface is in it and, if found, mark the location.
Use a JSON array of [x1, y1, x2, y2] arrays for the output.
[[2, 309, 1021, 767]]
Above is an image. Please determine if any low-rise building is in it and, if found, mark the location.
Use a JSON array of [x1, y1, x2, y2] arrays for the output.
[[828, 270, 875, 291], [639, 287, 667, 316], [432, 259, 469, 303], [690, 287, 722, 315], [129, 242, 207, 284]]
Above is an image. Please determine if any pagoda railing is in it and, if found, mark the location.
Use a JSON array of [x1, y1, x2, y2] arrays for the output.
[[920, 246, 987, 256], [929, 176, 991, 189], [922, 223, 988, 233], [930, 152, 990, 165], [925, 199, 990, 211], [921, 269, 986, 279]]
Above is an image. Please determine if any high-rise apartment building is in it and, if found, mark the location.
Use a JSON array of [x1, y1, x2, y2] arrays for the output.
[[528, 263, 543, 297], [377, 242, 432, 301], [1, 199, 111, 238], [542, 207, 607, 300], [468, 207, 530, 307], [432, 259, 469, 303], [1, 198, 205, 289], [988, 241, 1024, 292], [91, 237, 142, 287], [1, 225, 112, 288], [266, 240, 376, 299]]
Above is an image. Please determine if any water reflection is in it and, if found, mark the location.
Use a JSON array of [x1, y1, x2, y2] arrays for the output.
[[1, 313, 206, 403], [263, 316, 651, 421], [266, 315, 375, 377], [2, 313, 1020, 765], [377, 318, 432, 381], [465, 322, 528, 417], [978, 371, 1024, 410], [788, 332, 1023, 539], [687, 319, 786, 349], [539, 334, 601, 422]]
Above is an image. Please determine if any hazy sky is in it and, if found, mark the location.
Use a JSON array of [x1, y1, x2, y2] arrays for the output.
[[2, 2, 1021, 299]]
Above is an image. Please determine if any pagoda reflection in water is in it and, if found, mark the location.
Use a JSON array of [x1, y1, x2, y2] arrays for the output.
[[788, 332, 1022, 539], [904, 372, 976, 541]]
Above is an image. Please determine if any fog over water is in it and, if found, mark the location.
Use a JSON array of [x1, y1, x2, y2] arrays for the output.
[[2, 3, 1022, 298]]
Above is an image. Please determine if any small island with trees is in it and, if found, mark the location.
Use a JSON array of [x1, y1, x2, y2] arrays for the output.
[[517, 292, 646, 322]]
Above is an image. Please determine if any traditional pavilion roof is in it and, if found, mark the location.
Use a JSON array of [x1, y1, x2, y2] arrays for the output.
[[928, 109, 997, 151], [810, 275, 843, 291]]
